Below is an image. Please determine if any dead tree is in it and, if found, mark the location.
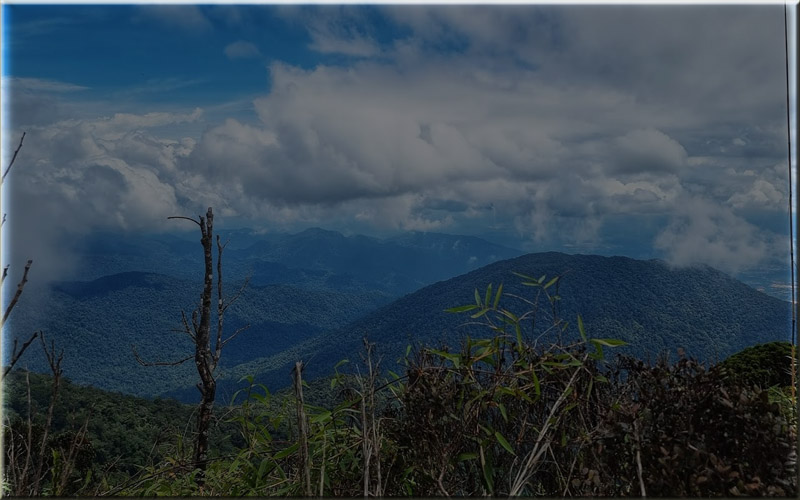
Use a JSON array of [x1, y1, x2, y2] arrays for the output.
[[132, 207, 249, 484], [1, 132, 37, 379]]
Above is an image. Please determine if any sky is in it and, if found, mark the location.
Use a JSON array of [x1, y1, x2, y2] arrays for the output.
[[0, 3, 797, 288]]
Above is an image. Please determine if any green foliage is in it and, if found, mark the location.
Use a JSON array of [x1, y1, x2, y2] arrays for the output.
[[716, 341, 797, 388], [596, 356, 796, 496], [5, 271, 794, 497], [2, 370, 238, 493]]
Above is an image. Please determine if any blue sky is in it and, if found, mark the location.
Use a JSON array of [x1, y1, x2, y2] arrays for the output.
[[1, 4, 797, 289]]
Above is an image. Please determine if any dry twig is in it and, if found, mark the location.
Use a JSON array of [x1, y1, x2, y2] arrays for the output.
[[2, 131, 26, 182]]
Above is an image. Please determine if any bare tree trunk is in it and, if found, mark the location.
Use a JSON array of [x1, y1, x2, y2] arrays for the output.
[[293, 361, 312, 497], [192, 207, 216, 484], [133, 207, 249, 487], [32, 335, 64, 496]]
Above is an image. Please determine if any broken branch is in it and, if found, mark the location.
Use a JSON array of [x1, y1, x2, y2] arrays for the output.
[[131, 345, 193, 367], [2, 132, 26, 183], [3, 259, 33, 326]]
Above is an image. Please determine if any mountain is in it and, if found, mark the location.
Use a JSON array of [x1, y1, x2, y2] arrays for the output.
[[221, 252, 792, 393], [224, 228, 524, 294], [10, 228, 791, 402], [6, 229, 522, 399], [5, 272, 393, 398], [69, 228, 524, 295]]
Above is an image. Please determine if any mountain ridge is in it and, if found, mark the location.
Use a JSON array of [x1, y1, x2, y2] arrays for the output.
[[217, 251, 791, 394]]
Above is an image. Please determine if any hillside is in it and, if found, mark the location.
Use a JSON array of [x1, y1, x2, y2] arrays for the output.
[[222, 252, 792, 392], [5, 272, 393, 398], [2, 370, 203, 478]]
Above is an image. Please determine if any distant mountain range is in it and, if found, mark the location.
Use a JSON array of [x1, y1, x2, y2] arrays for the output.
[[5, 229, 792, 402], [69, 228, 524, 295], [6, 229, 522, 398]]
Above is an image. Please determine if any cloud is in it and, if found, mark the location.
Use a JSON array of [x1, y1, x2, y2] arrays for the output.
[[282, 6, 381, 57], [653, 196, 774, 273], [727, 177, 785, 210], [309, 32, 379, 57], [136, 5, 213, 33], [174, 32, 787, 258], [1, 77, 91, 127], [607, 129, 688, 176], [3, 77, 89, 93], [350, 193, 454, 231], [4, 5, 790, 277], [101, 108, 203, 133], [2, 108, 208, 282], [121, 77, 206, 96], [224, 40, 262, 59]]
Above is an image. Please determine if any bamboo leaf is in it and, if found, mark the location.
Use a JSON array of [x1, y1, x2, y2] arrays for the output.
[[495, 431, 516, 455], [471, 308, 490, 319], [591, 338, 628, 347], [493, 283, 503, 309], [310, 410, 332, 424], [273, 442, 299, 460], [481, 448, 495, 494], [577, 314, 587, 342], [531, 369, 541, 397], [543, 276, 559, 289], [446, 304, 479, 313], [497, 402, 508, 422]]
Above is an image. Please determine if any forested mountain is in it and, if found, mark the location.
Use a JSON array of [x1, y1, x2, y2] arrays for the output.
[[7, 237, 791, 402], [223, 252, 792, 393], [5, 272, 393, 398], [7, 229, 521, 399], [69, 228, 524, 295]]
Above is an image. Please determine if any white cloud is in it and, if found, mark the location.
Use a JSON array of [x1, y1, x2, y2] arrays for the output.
[[4, 5, 790, 277], [2, 77, 89, 93], [121, 77, 206, 96], [308, 31, 379, 57], [281, 5, 381, 57], [608, 129, 688, 176], [102, 108, 203, 133], [727, 178, 785, 210], [224, 40, 262, 59], [2, 109, 207, 281], [136, 5, 213, 33], [169, 42, 788, 262], [653, 196, 773, 273]]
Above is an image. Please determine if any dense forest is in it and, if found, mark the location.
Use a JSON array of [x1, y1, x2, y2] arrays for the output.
[[2, 274, 797, 496]]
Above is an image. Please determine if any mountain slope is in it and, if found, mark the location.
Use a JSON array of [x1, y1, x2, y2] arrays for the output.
[[225, 252, 792, 392], [5, 272, 393, 398]]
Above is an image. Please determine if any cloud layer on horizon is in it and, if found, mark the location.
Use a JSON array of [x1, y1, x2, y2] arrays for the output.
[[1, 4, 793, 279]]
